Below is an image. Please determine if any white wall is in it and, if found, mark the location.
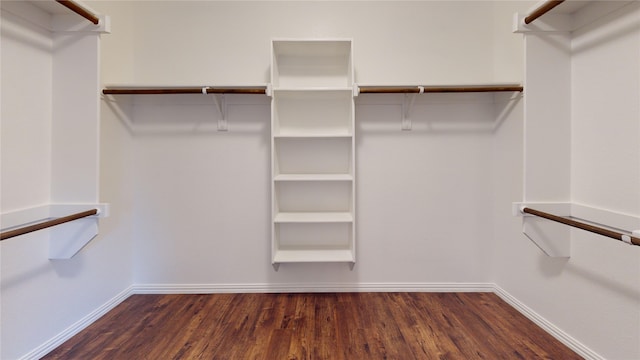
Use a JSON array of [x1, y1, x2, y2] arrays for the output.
[[127, 1, 528, 86], [1, 8, 55, 358], [567, 4, 639, 357], [0, 6, 52, 211], [127, 92, 502, 286], [571, 3, 640, 214], [355, 93, 498, 284], [113, 1, 529, 287]]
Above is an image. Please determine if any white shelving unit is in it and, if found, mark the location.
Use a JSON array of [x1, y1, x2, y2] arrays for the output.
[[1, 0, 109, 259], [271, 39, 356, 269]]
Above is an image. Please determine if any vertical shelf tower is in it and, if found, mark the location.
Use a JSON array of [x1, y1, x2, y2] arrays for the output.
[[270, 39, 356, 269]]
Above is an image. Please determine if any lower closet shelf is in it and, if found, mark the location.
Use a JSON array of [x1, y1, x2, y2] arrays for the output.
[[274, 212, 353, 223], [274, 174, 353, 181], [273, 248, 355, 263]]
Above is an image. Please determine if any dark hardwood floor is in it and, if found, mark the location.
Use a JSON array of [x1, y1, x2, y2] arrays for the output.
[[43, 292, 582, 359]]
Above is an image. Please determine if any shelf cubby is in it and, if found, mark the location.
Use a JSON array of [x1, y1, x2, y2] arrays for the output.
[[274, 222, 354, 263], [274, 174, 353, 182], [272, 89, 353, 137], [275, 181, 352, 213], [274, 137, 352, 176], [272, 40, 353, 89], [274, 212, 353, 223]]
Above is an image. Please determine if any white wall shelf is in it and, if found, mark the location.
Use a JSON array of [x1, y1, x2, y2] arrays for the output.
[[271, 39, 356, 269], [102, 85, 268, 95], [514, 0, 633, 33], [101, 85, 269, 134], [357, 84, 523, 94], [274, 174, 353, 181], [102, 83, 521, 135], [275, 212, 353, 223], [273, 133, 353, 138], [272, 249, 354, 264]]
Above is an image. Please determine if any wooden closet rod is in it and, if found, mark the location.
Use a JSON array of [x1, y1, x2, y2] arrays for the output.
[[55, 0, 100, 25], [359, 85, 523, 94], [524, 0, 566, 24], [103, 87, 267, 95], [0, 209, 99, 241], [522, 207, 640, 246]]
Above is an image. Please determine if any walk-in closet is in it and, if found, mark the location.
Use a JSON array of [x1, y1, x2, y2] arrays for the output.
[[1, 1, 638, 359]]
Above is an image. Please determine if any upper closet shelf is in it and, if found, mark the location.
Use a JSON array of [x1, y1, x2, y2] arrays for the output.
[[523, 0, 566, 25], [3, 0, 109, 32], [357, 84, 523, 94], [55, 0, 100, 25], [102, 86, 268, 95], [103, 84, 523, 96], [514, 0, 634, 32]]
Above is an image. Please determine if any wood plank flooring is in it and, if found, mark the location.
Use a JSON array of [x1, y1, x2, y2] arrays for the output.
[[43, 292, 582, 359]]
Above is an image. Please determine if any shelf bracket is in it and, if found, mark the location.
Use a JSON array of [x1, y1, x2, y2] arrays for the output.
[[272, 263, 280, 271], [401, 86, 423, 131], [213, 94, 227, 131], [513, 202, 571, 258], [349, 262, 355, 270], [206, 87, 228, 131]]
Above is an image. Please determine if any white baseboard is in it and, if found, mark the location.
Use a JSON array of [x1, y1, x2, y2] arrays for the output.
[[493, 286, 603, 360], [20, 285, 134, 360], [24, 283, 603, 360], [131, 282, 495, 294]]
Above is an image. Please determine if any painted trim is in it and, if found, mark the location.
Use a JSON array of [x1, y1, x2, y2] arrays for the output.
[[132, 282, 495, 294], [24, 283, 604, 360], [493, 286, 603, 360], [20, 286, 134, 360]]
